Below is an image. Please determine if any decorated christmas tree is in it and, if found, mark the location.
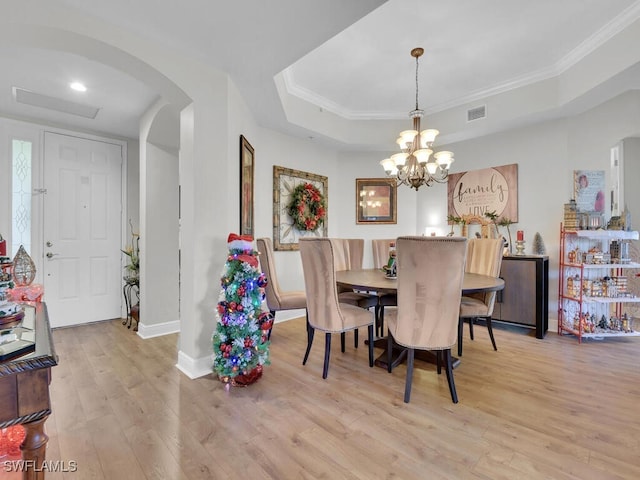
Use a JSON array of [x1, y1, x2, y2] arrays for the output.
[[532, 232, 547, 255], [212, 233, 273, 386]]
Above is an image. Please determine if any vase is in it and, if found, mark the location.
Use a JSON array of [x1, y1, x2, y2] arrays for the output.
[[230, 365, 263, 387]]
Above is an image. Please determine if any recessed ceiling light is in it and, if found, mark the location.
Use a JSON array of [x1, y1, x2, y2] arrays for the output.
[[70, 82, 87, 92]]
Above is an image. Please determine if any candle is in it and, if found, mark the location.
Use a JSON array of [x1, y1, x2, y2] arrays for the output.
[[517, 230, 524, 242]]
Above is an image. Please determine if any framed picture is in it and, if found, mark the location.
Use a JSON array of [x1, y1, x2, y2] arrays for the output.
[[573, 169, 605, 213], [239, 135, 254, 236], [356, 178, 397, 224], [273, 166, 328, 251]]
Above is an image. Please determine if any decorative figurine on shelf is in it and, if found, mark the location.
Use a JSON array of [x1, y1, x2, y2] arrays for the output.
[[212, 233, 272, 387], [383, 241, 397, 277], [12, 245, 36, 286]]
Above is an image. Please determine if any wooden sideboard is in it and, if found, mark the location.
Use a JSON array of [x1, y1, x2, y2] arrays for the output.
[[0, 303, 58, 479], [492, 255, 549, 339]]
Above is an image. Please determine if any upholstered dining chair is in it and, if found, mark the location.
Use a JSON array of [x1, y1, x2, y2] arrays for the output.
[[385, 236, 467, 403], [371, 239, 398, 337], [256, 237, 307, 338], [333, 238, 378, 348], [458, 237, 504, 356], [299, 238, 375, 379]]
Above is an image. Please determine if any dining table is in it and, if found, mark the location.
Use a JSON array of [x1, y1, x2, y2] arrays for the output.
[[335, 268, 505, 369]]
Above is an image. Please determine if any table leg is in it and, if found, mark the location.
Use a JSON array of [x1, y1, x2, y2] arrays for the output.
[[368, 337, 461, 370], [20, 416, 48, 480]]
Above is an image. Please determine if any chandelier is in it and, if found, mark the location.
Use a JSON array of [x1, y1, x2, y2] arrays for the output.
[[380, 47, 454, 190]]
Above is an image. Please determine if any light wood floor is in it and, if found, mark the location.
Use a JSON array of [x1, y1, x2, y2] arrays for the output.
[[8, 317, 640, 479]]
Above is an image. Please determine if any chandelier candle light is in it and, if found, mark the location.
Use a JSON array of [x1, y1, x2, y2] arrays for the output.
[[380, 47, 454, 190]]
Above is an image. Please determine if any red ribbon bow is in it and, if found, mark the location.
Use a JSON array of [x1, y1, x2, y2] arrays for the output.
[[227, 233, 254, 243]]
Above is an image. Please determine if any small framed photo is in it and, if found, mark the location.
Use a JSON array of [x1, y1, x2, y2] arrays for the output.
[[356, 178, 397, 224], [239, 135, 254, 236]]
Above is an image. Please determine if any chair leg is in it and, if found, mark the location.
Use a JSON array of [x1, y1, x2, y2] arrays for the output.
[[268, 310, 276, 340], [387, 333, 394, 373], [457, 317, 464, 356], [379, 306, 385, 337], [367, 324, 374, 367], [404, 348, 415, 403], [443, 348, 458, 404], [302, 325, 315, 365], [486, 316, 498, 351], [354, 328, 358, 348], [436, 350, 442, 374], [340, 332, 346, 353], [322, 333, 332, 379], [374, 304, 381, 336], [468, 317, 475, 340]]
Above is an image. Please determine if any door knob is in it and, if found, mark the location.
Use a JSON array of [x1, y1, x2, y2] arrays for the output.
[[46, 252, 59, 259]]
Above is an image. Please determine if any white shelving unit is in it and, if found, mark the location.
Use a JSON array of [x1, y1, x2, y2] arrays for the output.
[[558, 224, 640, 342]]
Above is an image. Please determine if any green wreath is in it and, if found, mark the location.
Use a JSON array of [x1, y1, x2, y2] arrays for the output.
[[287, 183, 326, 232]]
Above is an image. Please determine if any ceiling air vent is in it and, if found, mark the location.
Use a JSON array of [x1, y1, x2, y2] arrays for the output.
[[467, 105, 486, 122]]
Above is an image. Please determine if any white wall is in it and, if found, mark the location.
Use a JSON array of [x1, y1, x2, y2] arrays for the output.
[[139, 142, 179, 335], [333, 150, 419, 268], [225, 86, 640, 335], [414, 90, 640, 330]]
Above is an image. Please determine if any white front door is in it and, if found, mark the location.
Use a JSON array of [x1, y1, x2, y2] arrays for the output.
[[43, 132, 123, 327]]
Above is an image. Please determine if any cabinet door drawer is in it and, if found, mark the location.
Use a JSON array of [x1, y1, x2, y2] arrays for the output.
[[499, 257, 537, 326]]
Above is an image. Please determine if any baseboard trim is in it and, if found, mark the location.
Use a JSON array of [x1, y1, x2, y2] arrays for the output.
[[176, 350, 214, 379], [137, 319, 180, 339], [273, 309, 306, 323]]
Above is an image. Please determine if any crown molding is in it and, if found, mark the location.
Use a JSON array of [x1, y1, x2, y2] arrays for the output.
[[282, 2, 640, 120]]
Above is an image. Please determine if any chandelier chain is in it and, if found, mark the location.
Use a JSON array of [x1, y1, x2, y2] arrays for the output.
[[415, 54, 420, 111]]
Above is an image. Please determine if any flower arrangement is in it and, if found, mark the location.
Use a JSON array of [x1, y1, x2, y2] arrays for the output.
[[447, 214, 466, 236], [122, 220, 139, 282], [287, 183, 326, 232], [485, 211, 515, 252]]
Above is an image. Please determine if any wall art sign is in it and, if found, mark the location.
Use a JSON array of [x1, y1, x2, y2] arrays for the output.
[[447, 163, 518, 222], [273, 166, 328, 251]]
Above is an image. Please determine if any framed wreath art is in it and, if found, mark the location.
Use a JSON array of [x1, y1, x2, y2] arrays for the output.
[[287, 183, 326, 232], [273, 166, 328, 251]]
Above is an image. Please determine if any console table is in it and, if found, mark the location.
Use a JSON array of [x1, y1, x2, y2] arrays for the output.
[[0, 303, 58, 479], [493, 255, 549, 338]]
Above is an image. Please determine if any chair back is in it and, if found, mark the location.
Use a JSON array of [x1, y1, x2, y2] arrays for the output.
[[372, 239, 396, 269], [331, 239, 364, 294], [346, 239, 364, 269], [392, 236, 467, 349], [299, 238, 348, 332], [256, 237, 283, 310], [464, 238, 504, 313], [332, 238, 364, 271]]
